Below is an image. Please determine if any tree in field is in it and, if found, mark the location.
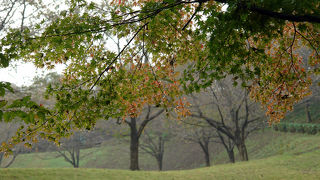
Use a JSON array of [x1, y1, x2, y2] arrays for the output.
[[190, 78, 264, 161], [55, 130, 101, 168], [140, 130, 170, 171], [181, 124, 215, 167], [180, 116, 236, 164], [0, 0, 319, 154], [215, 131, 235, 163], [121, 105, 164, 170], [56, 131, 82, 168]]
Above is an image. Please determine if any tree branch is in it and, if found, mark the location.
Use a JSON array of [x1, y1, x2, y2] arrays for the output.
[[137, 108, 164, 138]]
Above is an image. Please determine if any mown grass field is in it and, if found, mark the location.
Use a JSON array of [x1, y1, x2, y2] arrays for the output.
[[2, 130, 320, 179], [1, 149, 320, 180], [12, 130, 320, 169]]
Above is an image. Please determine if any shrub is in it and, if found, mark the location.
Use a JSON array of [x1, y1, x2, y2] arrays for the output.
[[305, 124, 317, 135], [278, 123, 287, 132], [272, 123, 320, 135], [295, 124, 305, 133], [288, 124, 296, 133], [316, 124, 320, 134]]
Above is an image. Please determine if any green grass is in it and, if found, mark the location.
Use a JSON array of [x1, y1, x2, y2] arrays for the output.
[[9, 152, 72, 168], [1, 149, 320, 180], [211, 129, 320, 164], [3, 130, 320, 179], [10, 140, 157, 169], [9, 130, 320, 169], [283, 99, 320, 123]]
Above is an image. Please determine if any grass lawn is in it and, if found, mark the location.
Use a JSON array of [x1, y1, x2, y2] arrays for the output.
[[3, 130, 320, 179], [1, 149, 320, 180]]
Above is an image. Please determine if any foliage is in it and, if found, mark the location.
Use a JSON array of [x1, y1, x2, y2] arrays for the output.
[[0, 82, 51, 155]]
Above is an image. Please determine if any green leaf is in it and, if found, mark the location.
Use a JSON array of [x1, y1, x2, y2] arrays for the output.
[[0, 53, 9, 68], [3, 112, 14, 122], [0, 100, 7, 108]]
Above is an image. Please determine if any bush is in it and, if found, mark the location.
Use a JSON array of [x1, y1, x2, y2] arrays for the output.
[[316, 125, 320, 134], [273, 122, 320, 135], [295, 124, 305, 133], [278, 123, 287, 132], [288, 124, 296, 133], [305, 124, 317, 135]]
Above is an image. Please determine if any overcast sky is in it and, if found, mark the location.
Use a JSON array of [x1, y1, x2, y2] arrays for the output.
[[0, 62, 65, 87]]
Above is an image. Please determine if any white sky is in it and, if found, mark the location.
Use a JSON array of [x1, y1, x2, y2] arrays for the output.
[[0, 1, 69, 87], [0, 61, 65, 87]]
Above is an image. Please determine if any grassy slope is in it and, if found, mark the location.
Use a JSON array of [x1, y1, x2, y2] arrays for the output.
[[1, 149, 320, 180], [283, 99, 320, 123], [9, 138, 208, 170], [4, 131, 320, 179], [211, 129, 320, 164], [9, 130, 320, 168], [9, 141, 157, 169]]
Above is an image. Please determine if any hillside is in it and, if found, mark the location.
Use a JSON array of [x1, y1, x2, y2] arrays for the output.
[[283, 98, 320, 123], [1, 143, 320, 180], [7, 129, 320, 170]]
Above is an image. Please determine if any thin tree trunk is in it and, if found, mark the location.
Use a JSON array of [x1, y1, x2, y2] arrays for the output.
[[305, 101, 312, 123], [3, 153, 18, 168], [75, 147, 80, 168], [157, 136, 164, 171]]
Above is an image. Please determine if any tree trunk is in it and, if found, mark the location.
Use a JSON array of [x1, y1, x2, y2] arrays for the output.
[[305, 101, 312, 123], [129, 119, 140, 171], [157, 156, 163, 171], [75, 147, 80, 168], [130, 136, 139, 170], [204, 151, 210, 167], [157, 136, 164, 171], [236, 140, 248, 161], [3, 153, 18, 168], [199, 141, 210, 167], [227, 149, 235, 163]]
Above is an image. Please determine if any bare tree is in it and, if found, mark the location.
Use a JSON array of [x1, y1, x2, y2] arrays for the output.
[[190, 78, 264, 161], [182, 125, 215, 167], [216, 131, 235, 163], [56, 132, 81, 168], [119, 105, 164, 170], [180, 117, 236, 165], [55, 130, 102, 168], [140, 130, 170, 171]]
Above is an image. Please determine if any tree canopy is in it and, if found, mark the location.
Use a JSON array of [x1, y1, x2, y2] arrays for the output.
[[0, 0, 319, 152]]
